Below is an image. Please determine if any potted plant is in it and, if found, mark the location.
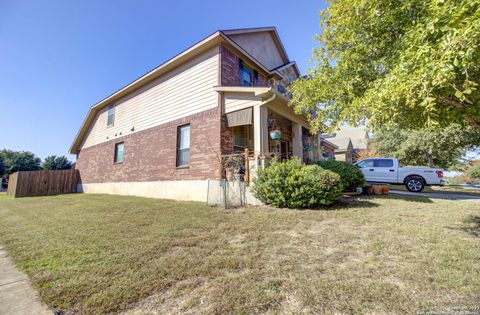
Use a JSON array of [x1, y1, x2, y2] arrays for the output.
[[270, 129, 281, 140], [223, 155, 244, 181]]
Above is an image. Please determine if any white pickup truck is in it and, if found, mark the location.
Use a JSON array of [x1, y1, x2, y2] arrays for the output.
[[354, 158, 445, 192]]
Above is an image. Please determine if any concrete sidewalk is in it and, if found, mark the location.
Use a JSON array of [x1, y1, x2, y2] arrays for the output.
[[390, 189, 480, 201], [0, 246, 51, 315]]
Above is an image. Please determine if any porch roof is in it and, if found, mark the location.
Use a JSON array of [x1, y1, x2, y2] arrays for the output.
[[213, 86, 309, 127]]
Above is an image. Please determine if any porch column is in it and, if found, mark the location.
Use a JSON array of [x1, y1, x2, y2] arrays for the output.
[[253, 105, 268, 155], [292, 122, 303, 159]]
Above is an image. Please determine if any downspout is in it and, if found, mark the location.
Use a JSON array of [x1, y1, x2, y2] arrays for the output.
[[258, 88, 277, 106]]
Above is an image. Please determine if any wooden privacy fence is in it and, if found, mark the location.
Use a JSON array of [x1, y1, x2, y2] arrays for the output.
[[7, 169, 78, 198]]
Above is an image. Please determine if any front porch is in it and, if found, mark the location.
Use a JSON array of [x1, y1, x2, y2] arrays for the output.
[[215, 86, 325, 181]]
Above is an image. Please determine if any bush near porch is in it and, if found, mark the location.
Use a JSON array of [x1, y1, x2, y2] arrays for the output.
[[252, 158, 342, 208], [312, 160, 365, 192]]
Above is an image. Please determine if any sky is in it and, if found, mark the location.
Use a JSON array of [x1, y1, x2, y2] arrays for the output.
[[0, 0, 328, 160]]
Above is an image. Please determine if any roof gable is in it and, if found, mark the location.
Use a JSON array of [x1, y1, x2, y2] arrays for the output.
[[329, 137, 353, 151], [222, 27, 290, 70]]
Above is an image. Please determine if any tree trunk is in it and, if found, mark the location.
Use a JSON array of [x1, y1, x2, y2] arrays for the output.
[[425, 151, 434, 168]]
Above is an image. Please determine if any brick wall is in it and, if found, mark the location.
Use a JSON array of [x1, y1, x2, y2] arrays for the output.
[[76, 108, 222, 184], [220, 45, 240, 86], [220, 115, 234, 155]]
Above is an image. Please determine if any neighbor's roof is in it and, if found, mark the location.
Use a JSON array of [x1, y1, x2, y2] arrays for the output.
[[70, 27, 294, 154], [329, 137, 352, 151], [333, 127, 369, 150], [320, 139, 339, 150]]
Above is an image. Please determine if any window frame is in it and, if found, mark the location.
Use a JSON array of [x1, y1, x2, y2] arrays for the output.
[[176, 124, 191, 167], [239, 61, 253, 87], [107, 105, 115, 127], [114, 142, 124, 164]]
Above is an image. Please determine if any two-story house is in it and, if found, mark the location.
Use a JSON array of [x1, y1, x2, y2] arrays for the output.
[[71, 27, 326, 202]]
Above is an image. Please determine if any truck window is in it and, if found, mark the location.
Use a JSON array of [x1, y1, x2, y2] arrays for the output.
[[357, 159, 374, 168], [374, 159, 394, 167]]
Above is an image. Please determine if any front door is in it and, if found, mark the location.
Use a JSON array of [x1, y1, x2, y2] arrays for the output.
[[280, 141, 289, 162]]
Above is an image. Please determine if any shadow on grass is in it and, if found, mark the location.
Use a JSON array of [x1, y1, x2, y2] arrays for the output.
[[332, 197, 382, 210], [386, 194, 434, 203], [299, 196, 382, 211], [298, 193, 434, 212], [458, 215, 480, 238]]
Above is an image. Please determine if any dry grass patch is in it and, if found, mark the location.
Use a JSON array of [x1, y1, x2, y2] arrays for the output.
[[0, 194, 479, 314]]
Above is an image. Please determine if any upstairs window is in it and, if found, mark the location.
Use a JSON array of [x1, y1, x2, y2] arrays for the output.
[[239, 61, 252, 86], [177, 124, 190, 167], [107, 105, 115, 126], [114, 142, 124, 163]]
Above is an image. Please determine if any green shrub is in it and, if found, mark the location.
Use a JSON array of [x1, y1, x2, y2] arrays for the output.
[[467, 164, 480, 183], [312, 160, 365, 191], [252, 158, 342, 208]]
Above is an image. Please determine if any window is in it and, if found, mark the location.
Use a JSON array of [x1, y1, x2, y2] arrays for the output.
[[356, 159, 374, 168], [107, 105, 115, 126], [114, 142, 124, 163], [233, 126, 245, 149], [233, 125, 253, 152], [374, 159, 394, 168], [177, 124, 190, 167], [239, 62, 252, 86]]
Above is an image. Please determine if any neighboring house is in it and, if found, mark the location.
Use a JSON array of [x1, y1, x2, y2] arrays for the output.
[[334, 127, 370, 152], [71, 27, 324, 202], [319, 139, 338, 160], [328, 127, 369, 163], [329, 137, 354, 163]]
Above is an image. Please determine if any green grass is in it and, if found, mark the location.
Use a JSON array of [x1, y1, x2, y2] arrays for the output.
[[0, 194, 479, 314], [0, 192, 10, 200]]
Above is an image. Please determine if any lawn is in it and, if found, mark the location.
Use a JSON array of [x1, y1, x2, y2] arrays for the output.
[[0, 194, 479, 314]]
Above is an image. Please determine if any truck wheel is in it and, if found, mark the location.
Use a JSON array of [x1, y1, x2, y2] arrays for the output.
[[405, 177, 425, 192]]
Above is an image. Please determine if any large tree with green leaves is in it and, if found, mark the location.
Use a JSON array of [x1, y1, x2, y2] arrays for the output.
[[371, 124, 480, 168], [290, 0, 480, 132], [0, 155, 4, 177], [0, 150, 42, 175], [42, 155, 73, 170]]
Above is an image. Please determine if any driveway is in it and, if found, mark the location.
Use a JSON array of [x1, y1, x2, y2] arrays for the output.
[[390, 189, 480, 202]]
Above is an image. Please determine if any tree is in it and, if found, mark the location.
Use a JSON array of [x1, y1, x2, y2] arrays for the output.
[[371, 124, 480, 168], [42, 155, 73, 170], [0, 150, 41, 175], [0, 155, 4, 177], [290, 0, 480, 133], [468, 164, 480, 183], [354, 146, 382, 162]]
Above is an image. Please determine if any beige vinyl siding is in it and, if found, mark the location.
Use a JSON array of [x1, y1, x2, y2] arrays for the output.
[[229, 32, 285, 70], [81, 47, 219, 149], [224, 92, 262, 113]]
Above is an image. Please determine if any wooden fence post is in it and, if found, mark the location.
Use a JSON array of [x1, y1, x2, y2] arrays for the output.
[[244, 148, 249, 186]]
